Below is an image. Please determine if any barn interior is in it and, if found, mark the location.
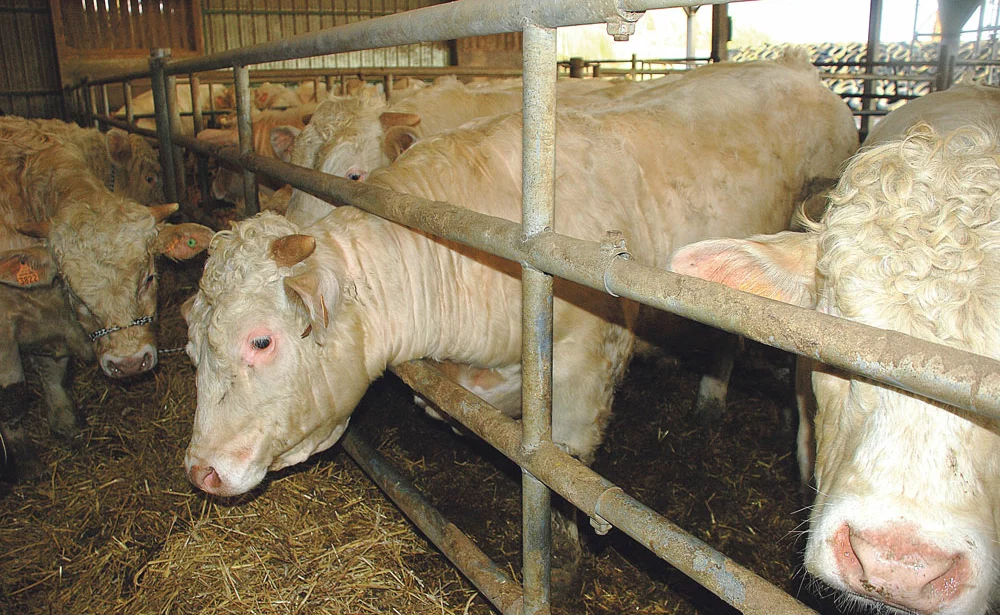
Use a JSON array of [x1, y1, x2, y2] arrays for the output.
[[1, 1, 998, 614]]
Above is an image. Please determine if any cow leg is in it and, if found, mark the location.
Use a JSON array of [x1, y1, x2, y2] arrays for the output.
[[31, 355, 77, 439], [548, 318, 635, 595], [0, 337, 42, 482], [691, 333, 738, 424]]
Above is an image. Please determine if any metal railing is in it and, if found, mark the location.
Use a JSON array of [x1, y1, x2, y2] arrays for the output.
[[68, 0, 1000, 614]]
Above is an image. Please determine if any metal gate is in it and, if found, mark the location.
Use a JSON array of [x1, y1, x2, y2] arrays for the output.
[[73, 1, 1000, 614]]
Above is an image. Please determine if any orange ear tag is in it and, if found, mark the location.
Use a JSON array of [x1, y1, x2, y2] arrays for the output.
[[16, 262, 40, 286]]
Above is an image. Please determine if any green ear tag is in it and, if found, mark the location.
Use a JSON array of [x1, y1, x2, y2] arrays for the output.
[[187, 238, 197, 248]]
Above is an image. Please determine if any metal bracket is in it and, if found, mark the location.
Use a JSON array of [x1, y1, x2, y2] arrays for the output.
[[600, 230, 631, 297], [589, 513, 613, 536], [606, 9, 644, 42]]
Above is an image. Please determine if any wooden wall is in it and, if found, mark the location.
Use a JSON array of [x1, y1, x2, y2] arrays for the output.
[[0, 0, 63, 117], [455, 32, 522, 68]]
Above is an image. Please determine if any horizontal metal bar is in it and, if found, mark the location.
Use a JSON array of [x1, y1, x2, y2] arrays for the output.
[[202, 8, 394, 17], [162, 0, 743, 76], [178, 139, 1000, 422], [390, 360, 818, 615], [341, 430, 525, 615]]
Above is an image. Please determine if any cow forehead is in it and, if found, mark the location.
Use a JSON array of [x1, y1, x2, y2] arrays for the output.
[[52, 200, 158, 266], [196, 213, 304, 338], [818, 125, 1000, 355]]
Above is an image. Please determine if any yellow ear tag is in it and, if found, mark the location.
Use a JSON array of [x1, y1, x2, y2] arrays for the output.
[[16, 262, 40, 286]]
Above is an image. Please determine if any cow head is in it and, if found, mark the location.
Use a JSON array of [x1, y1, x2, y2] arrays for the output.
[[283, 93, 389, 227], [105, 129, 165, 205], [669, 124, 1000, 615], [2, 201, 213, 380], [184, 212, 368, 496]]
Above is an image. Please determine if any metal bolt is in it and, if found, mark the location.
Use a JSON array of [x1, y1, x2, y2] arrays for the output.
[[606, 11, 643, 42]]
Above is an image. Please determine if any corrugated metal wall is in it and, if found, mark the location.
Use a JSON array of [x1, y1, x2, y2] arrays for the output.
[[201, 0, 450, 70], [0, 0, 63, 117]]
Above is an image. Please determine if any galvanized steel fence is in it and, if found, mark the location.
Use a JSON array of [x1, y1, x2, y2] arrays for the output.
[[71, 0, 1000, 613]]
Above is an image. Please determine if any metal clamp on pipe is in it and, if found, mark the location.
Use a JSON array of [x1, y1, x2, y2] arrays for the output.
[[590, 486, 624, 535], [600, 230, 631, 297], [606, 6, 644, 41]]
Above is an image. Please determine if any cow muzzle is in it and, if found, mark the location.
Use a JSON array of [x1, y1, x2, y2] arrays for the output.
[[100, 345, 158, 378], [829, 522, 972, 614]]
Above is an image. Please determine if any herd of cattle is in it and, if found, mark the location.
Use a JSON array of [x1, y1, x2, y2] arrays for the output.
[[2, 46, 999, 615]]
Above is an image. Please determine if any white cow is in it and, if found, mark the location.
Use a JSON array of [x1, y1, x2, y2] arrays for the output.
[[281, 75, 654, 228], [0, 121, 213, 479], [669, 84, 1000, 615], [183, 52, 857, 496], [116, 83, 234, 136]]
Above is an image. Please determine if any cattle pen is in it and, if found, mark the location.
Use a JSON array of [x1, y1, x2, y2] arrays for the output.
[[13, 0, 1000, 614]]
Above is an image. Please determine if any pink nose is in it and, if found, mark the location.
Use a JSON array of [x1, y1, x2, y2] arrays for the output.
[[188, 464, 223, 493], [832, 523, 969, 613], [101, 349, 157, 378]]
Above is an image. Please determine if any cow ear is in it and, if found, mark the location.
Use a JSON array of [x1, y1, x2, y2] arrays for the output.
[[379, 112, 421, 131], [156, 223, 215, 260], [0, 247, 55, 288], [106, 129, 133, 165], [284, 268, 341, 332], [669, 231, 819, 308], [270, 126, 301, 163], [16, 221, 50, 239], [382, 125, 419, 162]]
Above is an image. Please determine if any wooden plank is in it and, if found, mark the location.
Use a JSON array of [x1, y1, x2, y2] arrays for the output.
[[191, 0, 205, 54]]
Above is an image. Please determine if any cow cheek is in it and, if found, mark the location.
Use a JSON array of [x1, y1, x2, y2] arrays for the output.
[[811, 370, 854, 505]]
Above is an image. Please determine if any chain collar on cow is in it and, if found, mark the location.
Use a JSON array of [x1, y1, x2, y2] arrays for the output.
[[107, 165, 117, 193], [56, 274, 155, 344], [88, 314, 154, 343]]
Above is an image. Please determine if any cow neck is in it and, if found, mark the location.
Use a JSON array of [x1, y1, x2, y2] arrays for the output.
[[343, 217, 446, 370]]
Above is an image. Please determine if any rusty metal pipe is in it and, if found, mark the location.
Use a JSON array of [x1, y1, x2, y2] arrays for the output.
[[149, 49, 178, 203], [166, 74, 187, 202], [233, 65, 259, 217], [520, 21, 557, 615], [341, 431, 525, 615], [123, 80, 134, 126], [390, 360, 818, 615]]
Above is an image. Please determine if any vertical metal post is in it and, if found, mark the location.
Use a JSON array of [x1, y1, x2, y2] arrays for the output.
[[861, 0, 884, 137], [190, 74, 213, 209], [710, 3, 729, 62], [150, 48, 179, 203], [234, 64, 259, 216], [630, 53, 638, 80], [166, 73, 187, 202], [520, 21, 556, 615], [82, 79, 95, 128], [384, 74, 393, 99], [100, 84, 110, 125], [684, 6, 699, 62], [325, 75, 336, 97], [124, 80, 134, 125]]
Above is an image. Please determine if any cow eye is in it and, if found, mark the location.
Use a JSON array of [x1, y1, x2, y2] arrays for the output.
[[347, 172, 362, 181], [145, 175, 156, 185], [141, 273, 156, 293], [251, 336, 271, 350]]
